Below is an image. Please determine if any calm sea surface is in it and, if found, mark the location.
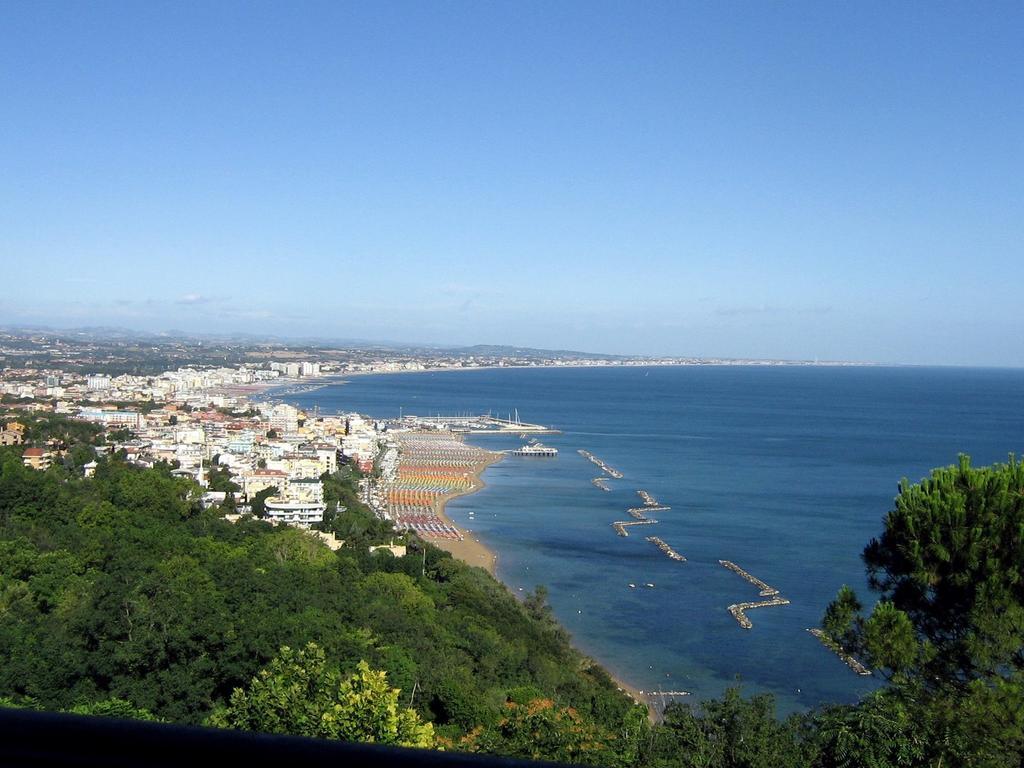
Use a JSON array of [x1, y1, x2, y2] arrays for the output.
[[282, 365, 1024, 713]]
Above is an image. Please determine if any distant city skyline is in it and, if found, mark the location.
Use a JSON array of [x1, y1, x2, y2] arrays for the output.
[[2, 2, 1022, 366]]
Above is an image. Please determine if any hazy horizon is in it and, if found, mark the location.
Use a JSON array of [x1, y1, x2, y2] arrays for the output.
[[2, 2, 1022, 366]]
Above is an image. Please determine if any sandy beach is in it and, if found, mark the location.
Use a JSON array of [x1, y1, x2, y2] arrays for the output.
[[384, 432, 503, 576], [430, 464, 500, 573], [428, 448, 502, 574]]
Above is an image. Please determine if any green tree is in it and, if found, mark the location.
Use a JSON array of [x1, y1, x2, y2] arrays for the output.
[[207, 465, 240, 493], [821, 454, 1024, 764], [208, 643, 434, 748], [468, 697, 632, 767], [250, 486, 277, 519], [820, 585, 860, 650], [69, 698, 160, 721], [825, 455, 1024, 687], [648, 689, 806, 768]]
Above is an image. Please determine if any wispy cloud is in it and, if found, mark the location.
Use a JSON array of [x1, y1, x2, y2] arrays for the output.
[[177, 293, 215, 305], [715, 304, 832, 317], [218, 308, 273, 320]]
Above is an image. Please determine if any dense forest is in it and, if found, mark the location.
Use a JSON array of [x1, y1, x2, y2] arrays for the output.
[[1, 430, 1022, 765]]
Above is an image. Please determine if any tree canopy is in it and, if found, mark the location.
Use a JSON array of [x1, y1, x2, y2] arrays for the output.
[[821, 454, 1024, 764], [3, 447, 1024, 766], [0, 446, 640, 761], [209, 643, 434, 748]]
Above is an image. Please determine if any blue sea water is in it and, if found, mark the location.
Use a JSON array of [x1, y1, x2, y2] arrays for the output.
[[282, 365, 1024, 714]]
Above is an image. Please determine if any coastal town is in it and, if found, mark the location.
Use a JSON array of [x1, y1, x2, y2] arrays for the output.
[[0, 333, 874, 686], [1, 360, 372, 531], [0, 327, 868, 550], [0, 351, 526, 570]]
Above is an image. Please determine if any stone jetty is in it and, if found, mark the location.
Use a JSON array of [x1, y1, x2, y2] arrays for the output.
[[719, 559, 790, 628], [578, 449, 624, 479], [807, 629, 872, 676], [719, 560, 779, 597], [628, 505, 671, 514], [727, 597, 791, 629], [646, 536, 686, 561], [612, 519, 658, 537]]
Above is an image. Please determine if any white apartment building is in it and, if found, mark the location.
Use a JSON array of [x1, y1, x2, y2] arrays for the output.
[[264, 477, 325, 527], [270, 362, 302, 378], [78, 407, 144, 429], [268, 403, 299, 433], [86, 375, 112, 391]]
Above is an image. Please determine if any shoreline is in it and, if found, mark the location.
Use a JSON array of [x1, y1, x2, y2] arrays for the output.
[[429, 447, 502, 575], [265, 384, 659, 715], [314, 358, 875, 386], [427, 439, 657, 718]]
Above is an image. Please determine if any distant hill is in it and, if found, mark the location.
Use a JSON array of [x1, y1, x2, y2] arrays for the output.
[[0, 326, 626, 360]]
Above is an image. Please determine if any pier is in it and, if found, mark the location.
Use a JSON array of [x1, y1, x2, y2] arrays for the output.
[[646, 536, 686, 561], [727, 597, 792, 629], [578, 449, 624, 479], [612, 519, 658, 537], [718, 560, 779, 596], [807, 629, 872, 676], [591, 477, 611, 492]]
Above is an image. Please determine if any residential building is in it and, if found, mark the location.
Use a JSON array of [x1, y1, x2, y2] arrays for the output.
[[0, 429, 23, 446], [268, 404, 299, 433], [243, 469, 289, 498], [86, 375, 112, 391], [22, 448, 51, 470], [78, 407, 143, 429]]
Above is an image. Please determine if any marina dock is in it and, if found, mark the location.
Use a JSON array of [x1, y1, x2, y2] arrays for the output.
[[398, 414, 560, 434], [807, 629, 872, 676], [646, 536, 686, 561]]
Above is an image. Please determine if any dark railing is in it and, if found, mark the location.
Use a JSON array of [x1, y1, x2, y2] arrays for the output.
[[0, 708, 564, 768]]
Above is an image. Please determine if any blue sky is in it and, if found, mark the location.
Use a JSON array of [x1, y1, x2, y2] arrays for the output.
[[1, 2, 1022, 364]]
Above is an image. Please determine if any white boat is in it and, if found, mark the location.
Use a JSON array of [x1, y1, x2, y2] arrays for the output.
[[511, 443, 558, 457]]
